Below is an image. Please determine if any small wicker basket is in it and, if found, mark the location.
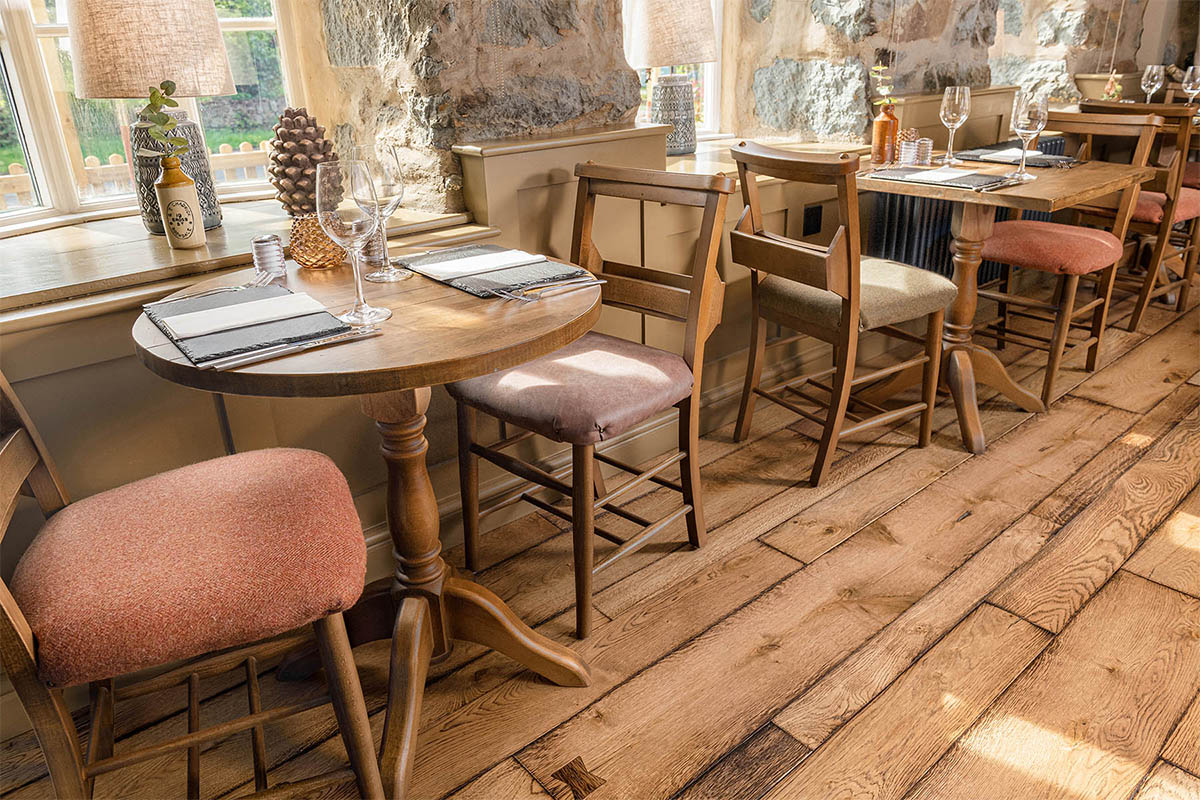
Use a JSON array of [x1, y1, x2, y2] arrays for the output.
[[288, 213, 345, 270]]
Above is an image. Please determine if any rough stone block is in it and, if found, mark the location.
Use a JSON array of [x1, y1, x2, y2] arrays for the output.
[[753, 57, 870, 139]]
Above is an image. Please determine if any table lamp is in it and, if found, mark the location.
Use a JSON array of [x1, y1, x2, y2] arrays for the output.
[[66, 0, 235, 234], [625, 0, 717, 155]]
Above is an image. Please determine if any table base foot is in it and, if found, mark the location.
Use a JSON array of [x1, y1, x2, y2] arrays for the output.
[[380, 597, 432, 800]]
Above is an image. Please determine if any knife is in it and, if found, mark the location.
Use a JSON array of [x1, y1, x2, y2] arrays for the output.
[[976, 178, 1023, 193], [200, 326, 382, 371]]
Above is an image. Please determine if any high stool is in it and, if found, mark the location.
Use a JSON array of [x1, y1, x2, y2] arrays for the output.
[[976, 110, 1161, 407], [729, 141, 958, 487], [449, 163, 734, 639], [0, 370, 384, 800]]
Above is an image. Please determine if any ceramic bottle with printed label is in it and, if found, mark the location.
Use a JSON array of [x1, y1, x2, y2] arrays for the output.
[[154, 156, 206, 249]]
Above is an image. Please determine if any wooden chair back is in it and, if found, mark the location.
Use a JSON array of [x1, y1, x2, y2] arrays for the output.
[[0, 370, 86, 796], [1079, 101, 1193, 198], [571, 162, 735, 373], [728, 141, 862, 337]]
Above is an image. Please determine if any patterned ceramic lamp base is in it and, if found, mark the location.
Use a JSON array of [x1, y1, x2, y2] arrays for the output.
[[131, 110, 222, 234], [650, 74, 698, 156]]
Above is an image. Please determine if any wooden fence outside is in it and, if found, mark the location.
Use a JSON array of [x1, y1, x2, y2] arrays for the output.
[[0, 140, 272, 211]]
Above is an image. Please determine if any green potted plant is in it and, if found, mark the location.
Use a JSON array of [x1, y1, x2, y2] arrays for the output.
[[135, 80, 205, 249]]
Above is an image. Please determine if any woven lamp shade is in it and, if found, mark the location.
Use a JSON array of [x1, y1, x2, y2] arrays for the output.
[[66, 0, 235, 98], [625, 0, 717, 70]]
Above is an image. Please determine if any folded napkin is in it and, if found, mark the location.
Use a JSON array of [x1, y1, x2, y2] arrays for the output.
[[405, 248, 548, 281], [867, 167, 1010, 190], [904, 166, 981, 183], [161, 293, 327, 339]]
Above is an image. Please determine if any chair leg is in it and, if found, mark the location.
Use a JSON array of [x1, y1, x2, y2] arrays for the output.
[[572, 445, 595, 639], [678, 395, 707, 549], [919, 309, 944, 447], [456, 403, 481, 572], [811, 326, 857, 487], [312, 613, 386, 800], [1044, 274, 1079, 408], [1088, 264, 1117, 372], [1129, 229, 1171, 332], [735, 280, 766, 442], [1177, 219, 1199, 313], [592, 457, 608, 499], [996, 264, 1013, 350]]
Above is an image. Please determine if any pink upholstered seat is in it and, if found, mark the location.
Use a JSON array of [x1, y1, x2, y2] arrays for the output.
[[446, 331, 693, 446], [11, 449, 366, 687], [981, 220, 1124, 275], [1184, 161, 1199, 189], [1132, 188, 1200, 224]]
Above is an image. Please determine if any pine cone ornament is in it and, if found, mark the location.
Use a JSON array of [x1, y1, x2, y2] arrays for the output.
[[269, 107, 337, 216]]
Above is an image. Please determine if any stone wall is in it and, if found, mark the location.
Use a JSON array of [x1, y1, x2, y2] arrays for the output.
[[291, 0, 640, 212]]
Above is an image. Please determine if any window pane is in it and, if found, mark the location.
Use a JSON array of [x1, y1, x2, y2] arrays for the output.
[[197, 30, 283, 187], [214, 0, 274, 18], [0, 54, 43, 216], [42, 37, 138, 201]]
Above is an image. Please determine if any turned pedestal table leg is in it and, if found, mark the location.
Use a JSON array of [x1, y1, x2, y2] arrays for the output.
[[359, 388, 591, 799]]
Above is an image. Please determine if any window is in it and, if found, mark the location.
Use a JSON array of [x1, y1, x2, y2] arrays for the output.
[[0, 52, 40, 214], [0, 0, 298, 228], [622, 0, 723, 136]]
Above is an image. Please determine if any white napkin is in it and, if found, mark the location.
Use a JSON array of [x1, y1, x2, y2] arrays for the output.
[[907, 167, 979, 183], [412, 250, 548, 281], [161, 293, 327, 339]]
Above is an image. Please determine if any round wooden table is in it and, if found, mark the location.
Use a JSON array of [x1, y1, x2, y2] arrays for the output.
[[133, 261, 602, 797]]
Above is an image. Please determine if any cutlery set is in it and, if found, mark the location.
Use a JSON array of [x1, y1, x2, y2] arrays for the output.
[[489, 277, 606, 302]]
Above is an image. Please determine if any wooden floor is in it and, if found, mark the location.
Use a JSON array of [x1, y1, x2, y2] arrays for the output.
[[3, 286, 1200, 800]]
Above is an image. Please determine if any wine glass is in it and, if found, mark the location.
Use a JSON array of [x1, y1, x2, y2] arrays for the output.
[[1141, 65, 1165, 103], [1008, 89, 1048, 182], [316, 160, 392, 326], [937, 86, 971, 165], [351, 143, 412, 283], [1183, 66, 1200, 105]]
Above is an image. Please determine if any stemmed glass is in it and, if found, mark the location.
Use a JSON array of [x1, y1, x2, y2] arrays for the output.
[[351, 143, 412, 283], [1141, 65, 1165, 103], [937, 86, 971, 165], [316, 160, 392, 326], [1183, 66, 1200, 105], [1008, 89, 1048, 183]]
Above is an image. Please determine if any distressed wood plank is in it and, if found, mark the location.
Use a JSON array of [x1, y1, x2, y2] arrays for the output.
[[1162, 693, 1200, 776], [909, 572, 1200, 800], [1033, 386, 1200, 526], [443, 759, 552, 800], [774, 514, 1055, 749], [763, 605, 1050, 800], [1123, 487, 1200, 600], [1131, 762, 1200, 800], [990, 405, 1200, 632], [1070, 308, 1200, 413], [674, 724, 809, 800]]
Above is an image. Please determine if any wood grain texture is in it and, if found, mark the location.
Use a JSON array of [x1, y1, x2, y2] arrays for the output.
[[909, 572, 1200, 800], [989, 404, 1200, 632], [763, 605, 1049, 800], [1070, 309, 1200, 413], [443, 760, 552, 800], [674, 724, 809, 800], [1131, 762, 1200, 800], [132, 261, 602, 397], [1123, 486, 1200, 599], [773, 514, 1055, 749], [1033, 386, 1200, 526], [1161, 694, 1200, 776]]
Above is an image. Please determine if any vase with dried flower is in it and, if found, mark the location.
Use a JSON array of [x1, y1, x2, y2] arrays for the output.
[[135, 81, 205, 250], [870, 65, 899, 165]]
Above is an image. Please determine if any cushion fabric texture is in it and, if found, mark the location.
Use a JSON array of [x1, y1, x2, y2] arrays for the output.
[[1133, 188, 1200, 224], [1184, 161, 1199, 189], [980, 220, 1124, 275], [11, 448, 366, 687], [446, 331, 693, 446], [757, 256, 958, 332]]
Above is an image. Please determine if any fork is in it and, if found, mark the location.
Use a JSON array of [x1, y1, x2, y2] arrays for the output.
[[144, 271, 275, 308]]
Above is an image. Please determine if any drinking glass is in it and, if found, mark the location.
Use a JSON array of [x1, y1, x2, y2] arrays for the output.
[[351, 143, 412, 283], [316, 160, 392, 326], [1008, 89, 1048, 182], [1183, 66, 1200, 105], [1141, 65, 1165, 103], [937, 86, 971, 165]]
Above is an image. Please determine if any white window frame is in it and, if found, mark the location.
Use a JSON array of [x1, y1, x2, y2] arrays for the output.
[[0, 0, 302, 235]]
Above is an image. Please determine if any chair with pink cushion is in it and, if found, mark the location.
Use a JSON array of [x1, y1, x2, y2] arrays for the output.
[[975, 110, 1161, 407], [0, 370, 384, 799], [449, 163, 734, 639], [1081, 100, 1199, 331]]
